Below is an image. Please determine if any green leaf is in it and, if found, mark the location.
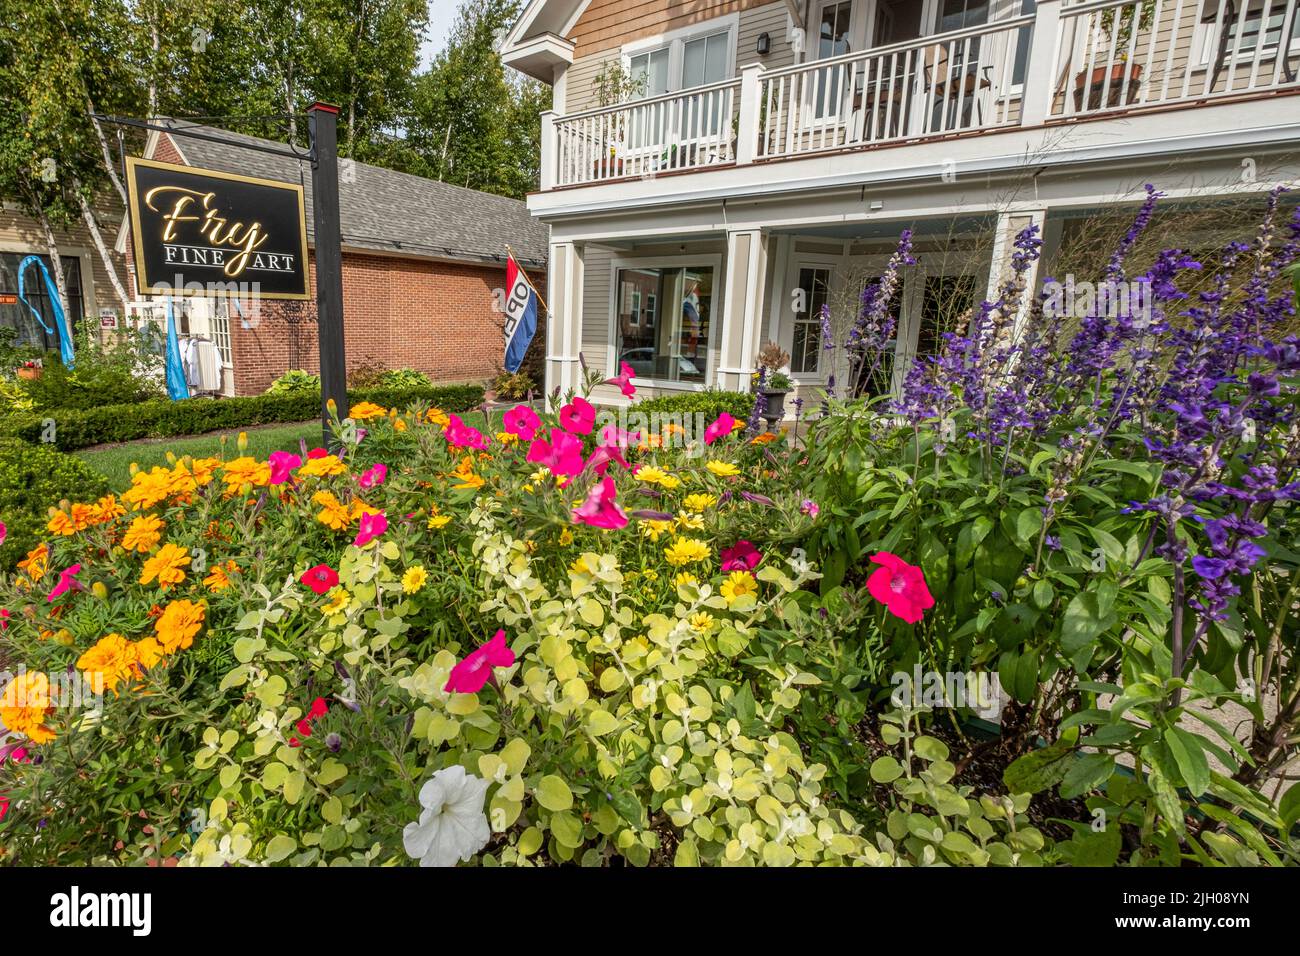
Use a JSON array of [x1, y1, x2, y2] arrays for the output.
[[1279, 784, 1300, 832], [1060, 591, 1115, 657], [263, 835, 297, 863], [586, 708, 618, 736], [1068, 826, 1121, 867], [1059, 752, 1114, 799], [536, 774, 573, 812], [1165, 727, 1211, 797], [869, 755, 904, 783], [1003, 743, 1074, 794]]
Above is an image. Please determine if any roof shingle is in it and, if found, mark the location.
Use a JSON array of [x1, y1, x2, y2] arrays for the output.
[[153, 121, 549, 268]]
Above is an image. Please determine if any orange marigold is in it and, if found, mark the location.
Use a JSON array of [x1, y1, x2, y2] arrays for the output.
[[0, 671, 57, 744], [313, 490, 352, 530], [348, 401, 387, 420], [17, 543, 49, 582], [154, 599, 206, 654], [221, 456, 272, 491], [77, 633, 139, 695], [46, 510, 77, 536], [140, 542, 190, 589], [122, 515, 165, 554], [298, 454, 347, 478]]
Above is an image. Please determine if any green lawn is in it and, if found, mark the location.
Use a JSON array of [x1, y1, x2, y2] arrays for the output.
[[76, 421, 323, 491]]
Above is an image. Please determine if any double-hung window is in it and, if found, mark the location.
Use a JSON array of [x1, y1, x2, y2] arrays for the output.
[[624, 18, 737, 153]]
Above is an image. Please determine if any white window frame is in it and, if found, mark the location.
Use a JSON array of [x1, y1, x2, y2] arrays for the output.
[[621, 14, 740, 95], [607, 253, 723, 392], [784, 254, 841, 382], [1191, 0, 1300, 68]]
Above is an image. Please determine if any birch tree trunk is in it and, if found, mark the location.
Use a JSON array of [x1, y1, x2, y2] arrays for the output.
[[34, 207, 73, 328], [87, 102, 128, 206], [73, 179, 131, 313]]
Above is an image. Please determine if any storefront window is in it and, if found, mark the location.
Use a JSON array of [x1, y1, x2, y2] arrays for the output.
[[615, 265, 713, 384], [0, 253, 84, 351]]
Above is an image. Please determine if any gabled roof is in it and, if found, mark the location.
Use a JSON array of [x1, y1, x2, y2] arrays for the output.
[[144, 121, 548, 268], [499, 0, 587, 82]]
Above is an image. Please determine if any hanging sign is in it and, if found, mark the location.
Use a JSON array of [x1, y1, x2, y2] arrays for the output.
[[126, 156, 309, 300]]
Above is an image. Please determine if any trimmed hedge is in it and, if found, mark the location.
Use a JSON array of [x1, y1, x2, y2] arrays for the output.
[[0, 384, 484, 452], [0, 438, 110, 570], [634, 388, 754, 420]]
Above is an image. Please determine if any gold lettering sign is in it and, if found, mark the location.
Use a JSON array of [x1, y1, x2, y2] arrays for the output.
[[126, 156, 309, 300]]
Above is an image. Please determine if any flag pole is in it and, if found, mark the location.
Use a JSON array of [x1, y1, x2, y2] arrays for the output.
[[506, 245, 549, 316]]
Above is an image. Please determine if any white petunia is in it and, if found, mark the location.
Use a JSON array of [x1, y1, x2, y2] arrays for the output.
[[402, 765, 491, 867]]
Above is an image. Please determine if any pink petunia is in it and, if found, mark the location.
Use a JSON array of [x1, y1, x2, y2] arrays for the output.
[[358, 462, 388, 490], [307, 447, 329, 460], [605, 362, 637, 399], [526, 428, 585, 478], [0, 608, 8, 631], [585, 444, 630, 477], [559, 397, 596, 436], [704, 412, 737, 445], [445, 414, 489, 450], [503, 405, 541, 441], [720, 541, 761, 572], [0, 520, 6, 546], [572, 476, 629, 529], [354, 511, 389, 548], [597, 424, 641, 448], [268, 451, 303, 486], [47, 564, 83, 603], [300, 564, 340, 595], [866, 552, 935, 624], [444, 629, 516, 694]]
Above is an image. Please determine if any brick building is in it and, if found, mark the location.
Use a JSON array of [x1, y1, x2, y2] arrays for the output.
[[118, 123, 549, 396]]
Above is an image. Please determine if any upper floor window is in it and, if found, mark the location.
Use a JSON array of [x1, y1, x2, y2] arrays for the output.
[[1196, 0, 1300, 64], [624, 17, 737, 98]]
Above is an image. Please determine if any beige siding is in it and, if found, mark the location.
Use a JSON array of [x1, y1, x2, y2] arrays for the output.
[[572, 0, 786, 58], [566, 49, 623, 114], [0, 198, 127, 327]]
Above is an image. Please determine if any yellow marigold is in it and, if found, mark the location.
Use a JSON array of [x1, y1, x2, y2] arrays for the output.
[[299, 454, 347, 479], [427, 407, 450, 427], [427, 514, 452, 530], [166, 464, 199, 501], [321, 587, 351, 616], [350, 499, 381, 521], [706, 461, 740, 477], [637, 434, 664, 451], [402, 565, 428, 594], [663, 537, 710, 567], [140, 542, 190, 589], [682, 493, 718, 512], [203, 560, 238, 592], [18, 542, 49, 581], [750, 432, 778, 445], [122, 515, 165, 554], [122, 467, 173, 510], [154, 599, 206, 654], [133, 636, 166, 670], [495, 431, 519, 445], [720, 570, 759, 606], [349, 401, 387, 420], [221, 456, 271, 491], [394, 417, 408, 432], [453, 472, 485, 490], [688, 611, 715, 633], [77, 633, 139, 695], [307, 490, 347, 530], [0, 671, 57, 744], [46, 510, 77, 536], [676, 511, 704, 531], [662, 422, 685, 437], [187, 457, 222, 486], [639, 519, 674, 542], [558, 528, 574, 546]]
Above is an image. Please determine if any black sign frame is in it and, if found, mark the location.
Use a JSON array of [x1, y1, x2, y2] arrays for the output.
[[126, 156, 310, 300]]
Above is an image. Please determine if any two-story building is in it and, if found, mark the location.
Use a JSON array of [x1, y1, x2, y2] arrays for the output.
[[501, 0, 1300, 409]]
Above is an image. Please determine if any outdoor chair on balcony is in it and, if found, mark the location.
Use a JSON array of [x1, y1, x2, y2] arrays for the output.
[[924, 57, 993, 132]]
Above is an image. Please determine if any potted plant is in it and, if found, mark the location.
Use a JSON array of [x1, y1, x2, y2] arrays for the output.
[[591, 62, 647, 179], [1072, 0, 1155, 110], [752, 341, 793, 430], [16, 359, 42, 381]]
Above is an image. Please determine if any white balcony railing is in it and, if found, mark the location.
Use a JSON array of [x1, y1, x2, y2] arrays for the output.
[[551, 79, 740, 187], [538, 0, 1300, 190], [1051, 0, 1300, 119]]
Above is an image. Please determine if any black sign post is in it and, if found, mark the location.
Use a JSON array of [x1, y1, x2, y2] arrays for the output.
[[308, 103, 349, 445]]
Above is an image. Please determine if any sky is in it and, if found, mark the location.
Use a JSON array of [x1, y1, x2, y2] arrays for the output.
[[419, 0, 463, 69]]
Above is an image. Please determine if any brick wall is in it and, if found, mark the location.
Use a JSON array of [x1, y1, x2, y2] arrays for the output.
[[228, 252, 547, 396], [140, 133, 547, 397]]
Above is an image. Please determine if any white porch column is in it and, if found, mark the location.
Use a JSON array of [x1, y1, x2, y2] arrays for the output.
[[545, 240, 585, 399], [1019, 0, 1062, 126], [735, 63, 764, 166], [539, 111, 557, 191], [716, 228, 769, 392], [986, 209, 1047, 340]]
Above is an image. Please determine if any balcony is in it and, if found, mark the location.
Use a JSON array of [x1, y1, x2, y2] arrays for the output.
[[540, 0, 1300, 192]]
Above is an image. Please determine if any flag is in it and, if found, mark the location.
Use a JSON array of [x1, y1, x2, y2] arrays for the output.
[[165, 299, 191, 401], [16, 255, 75, 368], [503, 252, 539, 374]]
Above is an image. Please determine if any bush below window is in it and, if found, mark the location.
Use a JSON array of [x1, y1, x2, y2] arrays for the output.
[[0, 438, 109, 569]]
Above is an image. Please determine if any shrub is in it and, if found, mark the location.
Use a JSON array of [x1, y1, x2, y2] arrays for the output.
[[0, 384, 485, 452], [634, 389, 754, 420], [265, 370, 320, 395], [0, 438, 109, 569], [376, 368, 434, 390], [492, 369, 534, 402], [16, 326, 163, 411]]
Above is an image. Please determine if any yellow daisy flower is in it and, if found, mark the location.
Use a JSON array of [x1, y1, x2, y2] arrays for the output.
[[663, 537, 710, 567], [706, 461, 740, 477], [720, 570, 759, 606], [402, 565, 428, 594], [321, 587, 352, 616], [682, 493, 718, 512], [688, 612, 715, 633]]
